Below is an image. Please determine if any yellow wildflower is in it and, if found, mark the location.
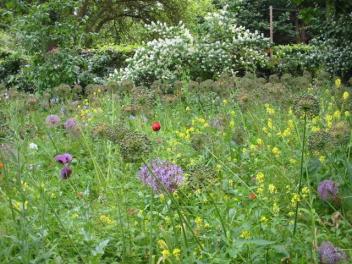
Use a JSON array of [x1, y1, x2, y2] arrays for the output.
[[333, 110, 341, 120], [256, 138, 264, 145], [195, 216, 203, 227], [289, 158, 297, 164], [158, 239, 168, 250], [272, 202, 280, 214], [260, 216, 268, 224], [301, 186, 310, 198], [288, 119, 295, 129], [272, 147, 281, 157], [99, 214, 114, 225], [162, 249, 170, 258], [250, 144, 257, 151], [240, 230, 251, 239], [291, 193, 301, 206], [282, 128, 291, 137], [319, 155, 326, 163], [335, 78, 341, 88], [267, 119, 273, 129], [268, 184, 277, 194], [257, 187, 264, 195], [311, 126, 320, 132], [13, 200, 28, 211], [343, 91, 350, 101], [173, 248, 181, 258], [256, 172, 265, 184]]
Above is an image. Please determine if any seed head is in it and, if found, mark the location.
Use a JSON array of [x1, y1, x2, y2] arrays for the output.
[[293, 95, 320, 118]]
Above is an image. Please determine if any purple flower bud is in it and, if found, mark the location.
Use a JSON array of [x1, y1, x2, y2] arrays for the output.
[[64, 118, 77, 129], [60, 166, 72, 180], [317, 180, 339, 201], [138, 159, 184, 193], [318, 241, 347, 264], [55, 153, 73, 164], [46, 115, 60, 126]]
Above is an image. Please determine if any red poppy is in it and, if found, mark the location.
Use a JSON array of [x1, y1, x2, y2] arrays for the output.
[[248, 192, 257, 200], [0, 162, 4, 169], [152, 122, 161, 132]]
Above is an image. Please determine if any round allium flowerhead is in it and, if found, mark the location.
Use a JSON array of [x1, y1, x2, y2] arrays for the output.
[[55, 153, 73, 165], [138, 159, 184, 193], [293, 95, 320, 119], [318, 241, 347, 264], [60, 166, 72, 180], [64, 118, 77, 129], [330, 121, 351, 145], [46, 115, 61, 126], [308, 131, 332, 152], [152, 122, 161, 132], [105, 124, 130, 144], [119, 131, 152, 162], [318, 180, 339, 201], [188, 164, 216, 189], [191, 133, 210, 151]]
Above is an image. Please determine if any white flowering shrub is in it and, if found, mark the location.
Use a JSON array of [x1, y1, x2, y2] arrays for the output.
[[310, 13, 352, 78], [112, 8, 269, 85]]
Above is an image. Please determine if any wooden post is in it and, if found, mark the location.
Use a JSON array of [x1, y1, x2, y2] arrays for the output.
[[269, 5, 273, 57]]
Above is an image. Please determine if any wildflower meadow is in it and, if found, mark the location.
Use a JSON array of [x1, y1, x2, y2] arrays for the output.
[[1, 1, 352, 263]]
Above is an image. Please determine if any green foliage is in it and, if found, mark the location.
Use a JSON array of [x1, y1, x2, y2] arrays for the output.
[[270, 44, 320, 75]]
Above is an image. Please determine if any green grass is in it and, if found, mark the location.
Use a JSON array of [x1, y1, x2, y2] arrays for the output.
[[0, 77, 351, 263]]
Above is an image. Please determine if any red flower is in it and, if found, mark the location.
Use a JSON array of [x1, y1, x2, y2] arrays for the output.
[[152, 122, 161, 132]]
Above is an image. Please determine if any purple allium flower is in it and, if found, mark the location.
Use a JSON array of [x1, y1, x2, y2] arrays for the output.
[[46, 115, 60, 126], [138, 159, 184, 193], [64, 118, 77, 129], [55, 153, 73, 164], [318, 241, 347, 264], [318, 180, 339, 201], [60, 166, 72, 180]]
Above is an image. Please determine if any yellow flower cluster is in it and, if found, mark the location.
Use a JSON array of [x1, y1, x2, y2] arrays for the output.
[[77, 99, 103, 121], [13, 200, 28, 211], [265, 104, 275, 115], [343, 91, 349, 101], [158, 239, 181, 260], [240, 230, 251, 239], [271, 147, 281, 157], [99, 214, 114, 225]]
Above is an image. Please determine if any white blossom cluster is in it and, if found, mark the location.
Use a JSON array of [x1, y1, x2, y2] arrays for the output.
[[111, 8, 269, 84]]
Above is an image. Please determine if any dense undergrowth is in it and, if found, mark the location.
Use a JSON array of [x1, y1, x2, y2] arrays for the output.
[[0, 73, 351, 263]]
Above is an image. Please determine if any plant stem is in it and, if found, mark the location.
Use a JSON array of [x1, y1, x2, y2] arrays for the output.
[[293, 113, 307, 236]]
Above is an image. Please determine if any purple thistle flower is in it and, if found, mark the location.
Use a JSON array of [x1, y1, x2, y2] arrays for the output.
[[318, 241, 347, 264], [318, 180, 339, 201], [138, 159, 184, 193], [60, 166, 72, 180], [55, 153, 73, 164], [64, 118, 77, 129], [46, 115, 61, 126]]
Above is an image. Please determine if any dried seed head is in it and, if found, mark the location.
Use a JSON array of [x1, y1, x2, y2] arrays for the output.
[[293, 95, 320, 118], [308, 131, 332, 152], [119, 131, 152, 163]]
